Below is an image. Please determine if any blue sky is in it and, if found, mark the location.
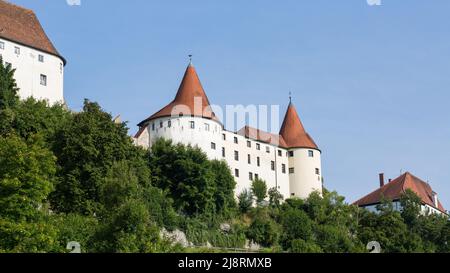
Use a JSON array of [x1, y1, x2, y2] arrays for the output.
[[11, 0, 450, 208]]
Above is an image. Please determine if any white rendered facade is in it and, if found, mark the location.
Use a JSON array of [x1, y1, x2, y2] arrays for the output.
[[0, 38, 64, 105]]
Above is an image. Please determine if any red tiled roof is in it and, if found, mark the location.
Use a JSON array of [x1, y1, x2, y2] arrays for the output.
[[279, 102, 319, 150], [0, 0, 65, 64], [138, 63, 219, 126], [354, 172, 446, 213], [237, 126, 288, 148]]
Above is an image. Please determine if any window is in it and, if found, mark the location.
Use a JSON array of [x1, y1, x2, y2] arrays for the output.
[[0, 41, 4, 50], [60, 63, 63, 74], [205, 123, 210, 131], [266, 146, 270, 153], [315, 168, 320, 175], [168, 120, 172, 128], [282, 164, 286, 174], [291, 193, 295, 197], [190, 121, 195, 129], [257, 157, 260, 167], [288, 151, 294, 157], [234, 137, 238, 144], [234, 151, 239, 161], [222, 147, 226, 157], [271, 161, 275, 171], [223, 134, 226, 140], [255, 174, 259, 180], [247, 141, 251, 148], [249, 172, 253, 181], [160, 121, 163, 128], [235, 169, 240, 178], [14, 46, 20, 55], [40, 74, 47, 86], [5, 62, 11, 67], [211, 142, 216, 150], [289, 168, 295, 174], [247, 154, 251, 164], [278, 150, 282, 157], [309, 150, 314, 157], [38, 54, 44, 62], [152, 123, 155, 131], [256, 143, 260, 150]]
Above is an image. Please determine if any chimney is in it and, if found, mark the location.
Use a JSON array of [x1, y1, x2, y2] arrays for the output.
[[379, 173, 385, 188]]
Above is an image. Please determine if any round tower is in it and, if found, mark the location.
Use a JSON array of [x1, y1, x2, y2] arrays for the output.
[[280, 102, 322, 199], [135, 61, 223, 160]]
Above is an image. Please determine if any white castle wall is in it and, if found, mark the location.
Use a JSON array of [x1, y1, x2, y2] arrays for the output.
[[288, 148, 323, 199], [136, 115, 321, 200], [0, 38, 64, 105]]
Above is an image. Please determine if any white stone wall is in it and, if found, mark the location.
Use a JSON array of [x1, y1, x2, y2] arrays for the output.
[[135, 115, 322, 200], [288, 148, 323, 199], [222, 130, 290, 199], [0, 38, 64, 105]]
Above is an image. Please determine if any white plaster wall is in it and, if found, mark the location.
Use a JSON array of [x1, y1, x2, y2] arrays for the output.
[[0, 38, 64, 105], [147, 116, 223, 160], [288, 148, 323, 199], [222, 131, 290, 199]]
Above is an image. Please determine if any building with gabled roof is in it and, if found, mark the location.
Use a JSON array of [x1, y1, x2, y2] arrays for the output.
[[0, 0, 65, 104], [354, 172, 447, 216], [134, 61, 323, 199]]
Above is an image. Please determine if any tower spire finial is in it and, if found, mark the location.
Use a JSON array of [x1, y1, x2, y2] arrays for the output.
[[188, 54, 193, 66], [289, 91, 292, 104]]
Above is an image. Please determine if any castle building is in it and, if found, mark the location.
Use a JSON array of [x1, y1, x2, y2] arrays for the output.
[[0, 0, 65, 105], [135, 62, 323, 199], [354, 172, 448, 216]]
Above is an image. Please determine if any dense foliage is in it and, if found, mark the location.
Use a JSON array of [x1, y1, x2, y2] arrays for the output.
[[0, 60, 448, 253]]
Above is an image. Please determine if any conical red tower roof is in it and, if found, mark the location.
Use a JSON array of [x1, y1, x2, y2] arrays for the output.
[[138, 63, 219, 126], [279, 102, 318, 149]]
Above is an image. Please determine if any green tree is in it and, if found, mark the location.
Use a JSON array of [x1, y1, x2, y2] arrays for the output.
[[246, 212, 280, 247], [50, 99, 143, 215], [149, 139, 235, 217], [0, 134, 58, 252], [400, 189, 422, 229], [268, 187, 283, 208], [251, 178, 267, 206], [238, 189, 253, 214], [210, 160, 237, 216], [0, 57, 19, 110]]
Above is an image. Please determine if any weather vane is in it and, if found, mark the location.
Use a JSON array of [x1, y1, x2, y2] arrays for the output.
[[188, 54, 193, 64], [289, 92, 292, 103]]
